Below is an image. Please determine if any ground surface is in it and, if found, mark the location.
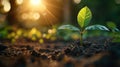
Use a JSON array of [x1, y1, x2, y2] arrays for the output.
[[0, 38, 120, 67]]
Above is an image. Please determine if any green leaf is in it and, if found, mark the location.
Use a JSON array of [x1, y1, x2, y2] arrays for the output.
[[85, 25, 109, 31], [113, 28, 119, 32], [107, 22, 119, 32], [58, 25, 80, 31], [77, 6, 92, 28], [110, 28, 120, 32], [107, 22, 116, 29]]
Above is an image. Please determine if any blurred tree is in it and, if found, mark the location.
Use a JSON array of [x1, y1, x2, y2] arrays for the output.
[[7, 0, 18, 25]]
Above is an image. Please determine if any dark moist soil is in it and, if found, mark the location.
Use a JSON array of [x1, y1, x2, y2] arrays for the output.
[[0, 39, 120, 67]]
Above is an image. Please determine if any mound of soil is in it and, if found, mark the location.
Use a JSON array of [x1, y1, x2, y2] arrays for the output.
[[0, 39, 120, 67]]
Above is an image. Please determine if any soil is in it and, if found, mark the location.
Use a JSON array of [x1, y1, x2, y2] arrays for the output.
[[0, 38, 120, 67]]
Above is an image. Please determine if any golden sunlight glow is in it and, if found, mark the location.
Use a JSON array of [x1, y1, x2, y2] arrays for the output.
[[29, 0, 46, 11], [16, 0, 23, 5], [17, 0, 62, 27], [30, 0, 41, 6]]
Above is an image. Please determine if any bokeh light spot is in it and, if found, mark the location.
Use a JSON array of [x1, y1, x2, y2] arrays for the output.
[[21, 13, 28, 20], [1, 0, 11, 12], [73, 0, 81, 4], [115, 0, 120, 4], [16, 0, 23, 5], [33, 12, 40, 20]]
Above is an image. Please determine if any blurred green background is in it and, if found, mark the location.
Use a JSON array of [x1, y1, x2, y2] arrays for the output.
[[72, 0, 120, 28]]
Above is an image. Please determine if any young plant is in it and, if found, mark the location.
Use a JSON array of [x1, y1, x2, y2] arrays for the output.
[[58, 6, 109, 45], [107, 22, 119, 32], [107, 22, 120, 42]]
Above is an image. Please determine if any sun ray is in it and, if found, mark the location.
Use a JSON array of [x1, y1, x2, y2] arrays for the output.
[[40, 3, 61, 27], [44, 2, 63, 10]]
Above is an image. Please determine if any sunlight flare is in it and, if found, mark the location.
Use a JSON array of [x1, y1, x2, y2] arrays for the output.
[[30, 0, 42, 6]]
